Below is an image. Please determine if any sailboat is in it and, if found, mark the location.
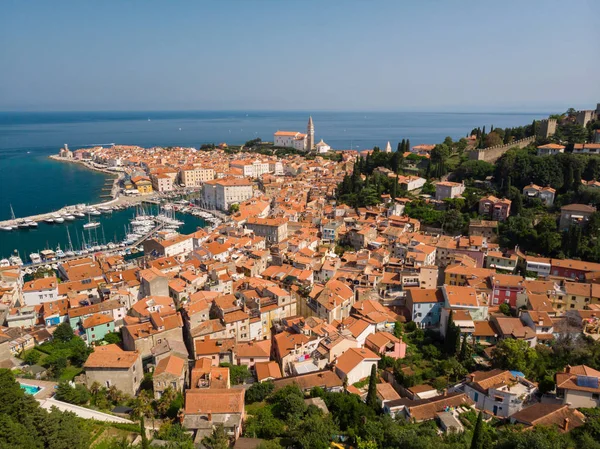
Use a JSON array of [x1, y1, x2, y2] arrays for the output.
[[65, 228, 75, 257], [83, 213, 100, 230]]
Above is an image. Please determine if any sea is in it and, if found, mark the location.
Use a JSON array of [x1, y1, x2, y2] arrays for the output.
[[0, 110, 549, 259]]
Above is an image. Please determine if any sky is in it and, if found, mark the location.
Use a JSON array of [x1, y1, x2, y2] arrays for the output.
[[1, 0, 599, 112]]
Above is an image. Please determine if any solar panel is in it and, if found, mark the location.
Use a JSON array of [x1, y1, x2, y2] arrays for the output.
[[576, 375, 599, 389]]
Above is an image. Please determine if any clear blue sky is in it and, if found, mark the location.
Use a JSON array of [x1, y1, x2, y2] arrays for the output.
[[1, 0, 599, 112]]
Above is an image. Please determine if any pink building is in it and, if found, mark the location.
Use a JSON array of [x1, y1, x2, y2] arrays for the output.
[[365, 331, 406, 359]]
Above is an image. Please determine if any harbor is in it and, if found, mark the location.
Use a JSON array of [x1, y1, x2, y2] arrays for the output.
[[0, 201, 221, 265]]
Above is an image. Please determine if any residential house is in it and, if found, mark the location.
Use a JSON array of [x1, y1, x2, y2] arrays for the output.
[[478, 196, 511, 221], [559, 204, 597, 231], [405, 288, 444, 328], [555, 365, 600, 408], [334, 347, 380, 385], [462, 369, 537, 418], [153, 354, 187, 399], [83, 344, 143, 395]]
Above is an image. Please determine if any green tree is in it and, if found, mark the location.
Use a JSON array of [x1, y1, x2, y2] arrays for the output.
[[365, 364, 379, 411], [470, 411, 484, 449], [53, 322, 75, 343], [228, 203, 240, 214], [491, 338, 538, 376], [55, 382, 90, 405], [22, 349, 42, 365], [202, 424, 229, 449], [499, 303, 511, 316], [245, 380, 274, 404], [140, 415, 149, 449], [103, 331, 122, 345]]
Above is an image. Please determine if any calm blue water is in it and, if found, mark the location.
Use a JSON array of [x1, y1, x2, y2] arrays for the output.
[[0, 110, 549, 257], [0, 206, 206, 260]]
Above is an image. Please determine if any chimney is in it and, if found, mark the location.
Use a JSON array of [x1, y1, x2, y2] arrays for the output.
[[443, 388, 448, 396], [470, 374, 476, 382], [564, 417, 570, 432]]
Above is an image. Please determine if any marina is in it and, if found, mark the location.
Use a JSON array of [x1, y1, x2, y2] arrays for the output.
[[0, 202, 213, 262]]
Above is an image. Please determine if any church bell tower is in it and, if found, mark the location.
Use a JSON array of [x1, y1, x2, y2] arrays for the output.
[[307, 116, 314, 151]]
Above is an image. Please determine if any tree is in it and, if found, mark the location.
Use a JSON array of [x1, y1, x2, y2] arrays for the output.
[[53, 322, 75, 343], [103, 331, 122, 345], [491, 338, 538, 376], [55, 382, 90, 405], [470, 411, 484, 449], [499, 303, 511, 316], [245, 381, 274, 404], [228, 203, 240, 214], [202, 424, 229, 449], [365, 364, 379, 411], [140, 415, 149, 449], [291, 413, 336, 449], [459, 334, 471, 364], [22, 349, 42, 365]]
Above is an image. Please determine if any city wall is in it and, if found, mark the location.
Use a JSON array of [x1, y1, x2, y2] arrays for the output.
[[468, 136, 536, 163]]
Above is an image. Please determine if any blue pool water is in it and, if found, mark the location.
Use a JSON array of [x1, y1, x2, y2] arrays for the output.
[[20, 383, 43, 395]]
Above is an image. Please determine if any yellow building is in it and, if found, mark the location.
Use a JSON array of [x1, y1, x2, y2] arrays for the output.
[[131, 176, 153, 195]]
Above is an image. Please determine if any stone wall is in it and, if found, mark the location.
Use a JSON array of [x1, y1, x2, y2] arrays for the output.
[[468, 136, 535, 163]]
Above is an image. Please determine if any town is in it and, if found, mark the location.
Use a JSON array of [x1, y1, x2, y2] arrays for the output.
[[2, 106, 600, 449]]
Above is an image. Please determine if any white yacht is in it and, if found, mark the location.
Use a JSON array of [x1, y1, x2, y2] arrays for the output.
[[64, 215, 76, 221], [29, 253, 42, 264], [83, 221, 100, 229], [89, 209, 101, 216], [44, 217, 54, 224], [26, 220, 38, 228], [0, 225, 13, 231], [74, 211, 86, 218], [9, 254, 23, 266]]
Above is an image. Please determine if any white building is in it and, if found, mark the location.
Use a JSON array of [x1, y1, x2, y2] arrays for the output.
[[274, 131, 307, 151], [22, 277, 59, 306], [230, 160, 271, 178], [202, 178, 254, 211], [315, 139, 331, 154], [334, 347, 380, 385], [536, 144, 565, 156], [269, 161, 284, 175]]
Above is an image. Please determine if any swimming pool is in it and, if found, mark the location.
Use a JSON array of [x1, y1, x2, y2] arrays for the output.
[[20, 383, 43, 396]]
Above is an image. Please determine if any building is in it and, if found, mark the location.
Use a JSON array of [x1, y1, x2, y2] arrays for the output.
[[462, 369, 537, 418], [479, 196, 511, 221], [537, 143, 565, 156], [555, 365, 600, 408], [510, 403, 585, 432], [179, 167, 215, 187], [272, 369, 343, 393], [365, 332, 406, 359], [522, 183, 556, 206], [81, 313, 114, 344], [537, 119, 557, 139], [131, 176, 153, 194], [203, 178, 254, 211], [435, 181, 466, 201], [151, 174, 174, 192], [491, 274, 525, 308], [245, 217, 288, 245], [230, 160, 271, 178], [559, 204, 597, 230], [143, 234, 194, 261], [334, 347, 380, 385], [83, 344, 143, 396], [153, 354, 187, 399], [405, 288, 444, 328], [182, 388, 245, 441], [307, 116, 314, 151], [469, 220, 498, 242], [572, 143, 600, 155], [22, 277, 59, 306], [315, 139, 330, 153]]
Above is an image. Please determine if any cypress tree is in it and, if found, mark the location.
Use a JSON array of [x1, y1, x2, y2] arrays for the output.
[[397, 140, 403, 153], [470, 411, 484, 449], [140, 416, 149, 449], [366, 364, 379, 411], [459, 334, 469, 363], [444, 312, 455, 355], [391, 176, 398, 199], [406, 139, 411, 153]]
